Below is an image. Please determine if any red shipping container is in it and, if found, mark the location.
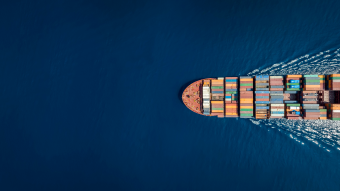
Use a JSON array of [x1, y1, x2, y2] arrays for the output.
[[240, 95, 253, 98], [240, 103, 253, 106], [256, 99, 270, 101], [270, 83, 283, 86], [270, 88, 284, 91], [303, 117, 319, 120], [286, 113, 300, 117], [287, 117, 301, 120], [212, 104, 224, 108], [270, 78, 284, 81]]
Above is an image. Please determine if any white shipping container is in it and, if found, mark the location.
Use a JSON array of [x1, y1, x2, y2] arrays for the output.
[[332, 110, 340, 113], [218, 77, 224, 80], [271, 104, 284, 106], [271, 114, 285, 116], [270, 76, 283, 79], [332, 80, 340, 82], [271, 109, 284, 111]]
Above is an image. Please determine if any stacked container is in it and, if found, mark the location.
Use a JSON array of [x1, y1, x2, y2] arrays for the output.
[[202, 80, 211, 115], [303, 75, 320, 91], [270, 104, 284, 118], [240, 76, 254, 118], [300, 91, 318, 104], [325, 104, 340, 120], [270, 76, 284, 91], [302, 104, 320, 120], [327, 74, 340, 90], [255, 75, 269, 119], [255, 75, 269, 91], [269, 75, 284, 118], [270, 92, 284, 118], [319, 75, 325, 90], [225, 77, 238, 117], [211, 101, 224, 118], [319, 106, 327, 120], [211, 78, 224, 101], [285, 103, 301, 120], [286, 75, 302, 91]]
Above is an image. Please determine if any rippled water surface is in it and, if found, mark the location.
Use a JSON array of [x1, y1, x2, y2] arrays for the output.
[[1, 0, 340, 190]]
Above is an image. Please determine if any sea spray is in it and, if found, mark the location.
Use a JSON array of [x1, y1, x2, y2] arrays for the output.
[[247, 48, 340, 151]]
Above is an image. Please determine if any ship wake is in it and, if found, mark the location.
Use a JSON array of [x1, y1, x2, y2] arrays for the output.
[[247, 47, 340, 152]]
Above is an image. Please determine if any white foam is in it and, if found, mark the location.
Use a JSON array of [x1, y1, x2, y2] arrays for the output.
[[248, 48, 340, 151]]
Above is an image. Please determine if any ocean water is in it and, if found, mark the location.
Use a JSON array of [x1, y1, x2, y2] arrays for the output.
[[1, 0, 340, 190]]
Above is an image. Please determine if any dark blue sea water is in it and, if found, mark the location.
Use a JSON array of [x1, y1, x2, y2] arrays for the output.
[[1, 0, 340, 190]]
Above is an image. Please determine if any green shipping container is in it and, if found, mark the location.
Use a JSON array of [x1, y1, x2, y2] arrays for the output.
[[225, 91, 237, 94], [330, 77, 340, 80], [286, 104, 300, 106], [320, 109, 327, 112], [240, 109, 253, 111], [286, 88, 301, 91], [211, 86, 223, 89], [240, 113, 253, 116], [240, 83, 253, 86], [211, 108, 223, 110], [286, 83, 299, 85], [304, 80, 320, 82], [304, 75, 319, 77], [331, 118, 340, 120]]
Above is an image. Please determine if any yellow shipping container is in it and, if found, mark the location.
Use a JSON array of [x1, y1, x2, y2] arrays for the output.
[[225, 105, 237, 108], [240, 99, 253, 101], [240, 78, 253, 81], [241, 100, 253, 103], [240, 106, 253, 108], [287, 75, 302, 77], [225, 113, 237, 115], [330, 74, 340, 77], [212, 110, 223, 113]]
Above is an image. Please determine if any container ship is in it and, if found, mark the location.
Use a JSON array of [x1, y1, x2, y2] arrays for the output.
[[182, 75, 340, 120]]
